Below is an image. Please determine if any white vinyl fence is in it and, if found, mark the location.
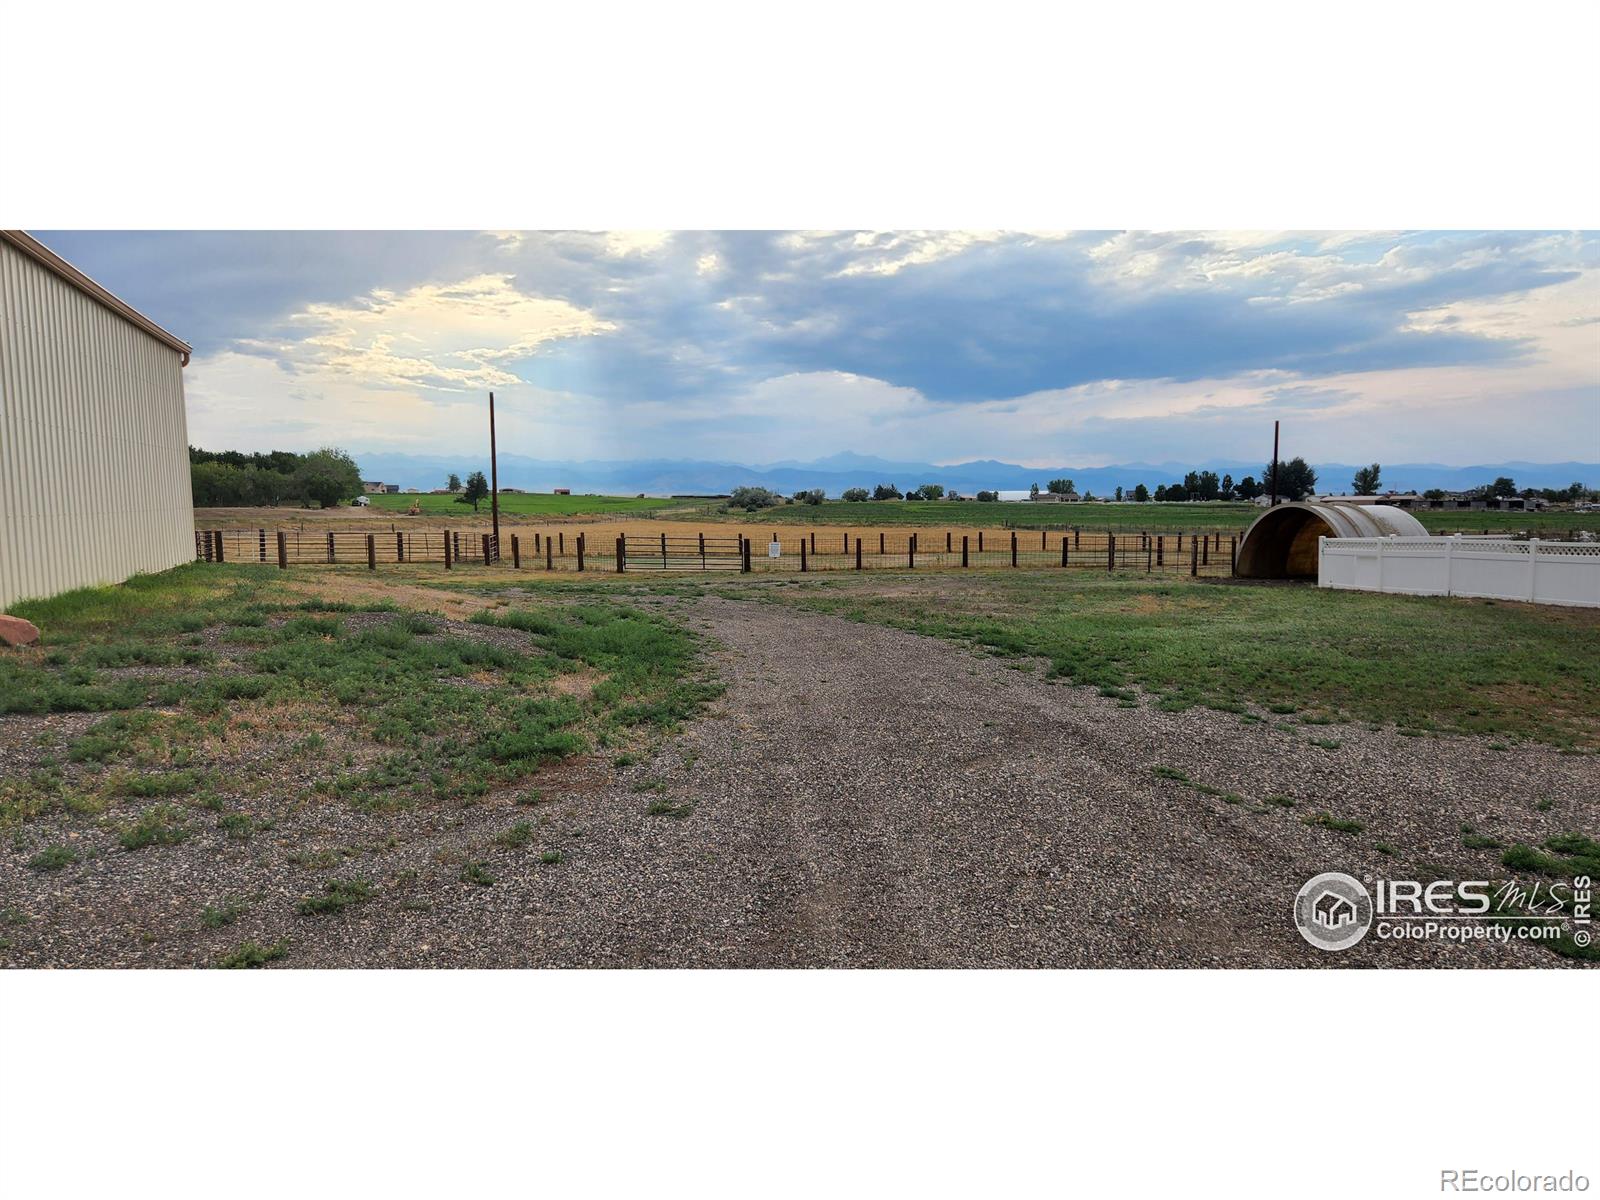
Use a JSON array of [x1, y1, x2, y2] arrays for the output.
[[1318, 537, 1600, 607]]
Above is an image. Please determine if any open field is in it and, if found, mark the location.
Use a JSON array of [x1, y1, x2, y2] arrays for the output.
[[197, 497, 1600, 540], [2, 562, 1595, 967], [364, 492, 710, 519]]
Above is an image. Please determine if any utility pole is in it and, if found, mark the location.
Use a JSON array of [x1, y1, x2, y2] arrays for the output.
[[1270, 419, 1280, 507], [488, 391, 501, 561]]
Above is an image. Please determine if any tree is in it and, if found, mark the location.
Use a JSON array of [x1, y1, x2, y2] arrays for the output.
[[1046, 478, 1075, 495], [872, 483, 902, 500], [799, 488, 824, 505], [1351, 463, 1382, 495], [1029, 482, 1040, 498], [1235, 475, 1260, 500], [975, 490, 999, 502], [1490, 476, 1517, 498], [1220, 474, 1234, 499], [456, 470, 490, 512], [841, 487, 869, 502], [1153, 484, 1168, 502], [1133, 483, 1150, 503], [728, 486, 781, 512], [447, 473, 462, 493], [1114, 486, 1124, 502], [918, 483, 945, 500], [1264, 457, 1317, 501], [294, 447, 363, 509]]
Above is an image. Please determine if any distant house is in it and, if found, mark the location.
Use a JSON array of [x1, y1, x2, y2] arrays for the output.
[[499, 487, 523, 494], [403, 488, 420, 494], [1328, 492, 1549, 513], [1028, 492, 1063, 502], [361, 481, 385, 494], [553, 487, 571, 495]]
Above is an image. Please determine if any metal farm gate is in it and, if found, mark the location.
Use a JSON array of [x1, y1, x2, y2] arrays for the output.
[[618, 532, 745, 571]]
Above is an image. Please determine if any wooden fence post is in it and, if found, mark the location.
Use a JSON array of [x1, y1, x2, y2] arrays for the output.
[[946, 531, 952, 552], [1230, 535, 1237, 576], [962, 535, 970, 568], [843, 532, 848, 556], [699, 531, 705, 555], [978, 530, 984, 553], [809, 531, 815, 554], [1011, 531, 1017, 567], [855, 538, 862, 570], [276, 531, 287, 569], [511, 535, 520, 568], [367, 534, 376, 571], [1107, 533, 1115, 573], [1190, 536, 1199, 577], [800, 539, 808, 572], [1074, 529, 1080, 550], [1041, 530, 1047, 550], [481, 533, 491, 564], [908, 534, 915, 570], [444, 532, 453, 570], [326, 531, 335, 563], [214, 531, 225, 563], [742, 537, 752, 573], [577, 534, 585, 572], [546, 537, 553, 570], [879, 531, 885, 555], [616, 535, 626, 572], [1061, 536, 1068, 567], [559, 532, 565, 556], [1202, 535, 1209, 567], [534, 532, 541, 554], [396, 532, 405, 563], [1157, 536, 1164, 567]]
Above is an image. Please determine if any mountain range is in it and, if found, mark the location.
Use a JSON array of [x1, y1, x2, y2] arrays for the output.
[[350, 450, 1599, 498]]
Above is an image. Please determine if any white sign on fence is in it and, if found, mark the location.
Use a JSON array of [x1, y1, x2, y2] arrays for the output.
[[768, 541, 782, 558], [1319, 536, 1600, 608]]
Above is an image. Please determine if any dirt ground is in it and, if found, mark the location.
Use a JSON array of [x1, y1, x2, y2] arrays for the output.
[[3, 592, 1592, 968]]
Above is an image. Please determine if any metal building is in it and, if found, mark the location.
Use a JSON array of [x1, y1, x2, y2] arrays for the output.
[[0, 231, 194, 609], [1234, 501, 1427, 579]]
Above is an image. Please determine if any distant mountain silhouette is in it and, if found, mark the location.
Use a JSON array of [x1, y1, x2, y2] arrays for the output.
[[350, 450, 1598, 498]]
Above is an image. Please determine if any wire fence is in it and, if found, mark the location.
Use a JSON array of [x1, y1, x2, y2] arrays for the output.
[[195, 526, 1240, 577]]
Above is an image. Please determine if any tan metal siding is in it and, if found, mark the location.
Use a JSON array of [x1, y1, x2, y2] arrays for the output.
[[0, 239, 193, 609]]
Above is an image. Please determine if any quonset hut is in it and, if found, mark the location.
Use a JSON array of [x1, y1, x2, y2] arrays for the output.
[[1234, 502, 1427, 579]]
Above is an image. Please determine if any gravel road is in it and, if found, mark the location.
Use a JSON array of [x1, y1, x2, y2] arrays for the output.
[[3, 594, 1594, 968]]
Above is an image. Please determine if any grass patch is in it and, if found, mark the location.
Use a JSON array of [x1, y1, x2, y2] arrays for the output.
[[119, 804, 191, 850], [200, 897, 250, 928], [1304, 812, 1364, 834], [646, 799, 695, 818], [217, 940, 288, 969], [27, 845, 77, 872], [495, 821, 535, 848], [539, 850, 562, 865], [297, 877, 375, 916], [460, 861, 495, 886]]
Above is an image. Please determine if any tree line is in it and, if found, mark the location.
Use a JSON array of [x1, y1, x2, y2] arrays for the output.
[[189, 446, 363, 509]]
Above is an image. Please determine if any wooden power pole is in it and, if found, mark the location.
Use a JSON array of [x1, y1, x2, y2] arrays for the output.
[[1269, 419, 1280, 507], [488, 391, 501, 561]]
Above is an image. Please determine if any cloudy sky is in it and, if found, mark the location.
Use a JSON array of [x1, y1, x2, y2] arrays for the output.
[[37, 230, 1600, 466]]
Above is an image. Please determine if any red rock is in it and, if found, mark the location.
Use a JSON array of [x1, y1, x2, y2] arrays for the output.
[[0, 614, 41, 647]]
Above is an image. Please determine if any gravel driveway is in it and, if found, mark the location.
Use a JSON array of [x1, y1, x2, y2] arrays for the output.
[[4, 594, 1593, 967]]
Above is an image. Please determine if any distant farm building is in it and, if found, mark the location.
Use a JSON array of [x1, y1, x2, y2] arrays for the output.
[[1, 231, 194, 608], [1235, 502, 1427, 580], [1317, 492, 1547, 512], [553, 487, 571, 495]]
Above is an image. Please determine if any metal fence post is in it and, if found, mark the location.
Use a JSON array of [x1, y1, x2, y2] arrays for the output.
[[1011, 531, 1018, 567], [1190, 535, 1198, 577], [908, 534, 915, 570], [276, 531, 287, 569], [963, 535, 970, 568], [546, 537, 553, 570], [511, 535, 520, 568], [800, 539, 808, 572], [1107, 533, 1115, 573], [1061, 536, 1068, 568], [367, 534, 376, 571], [577, 534, 585, 572], [396, 532, 405, 563], [258, 528, 266, 563], [855, 538, 862, 570]]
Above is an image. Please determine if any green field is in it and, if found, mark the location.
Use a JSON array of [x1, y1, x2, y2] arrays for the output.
[[740, 571, 1600, 748], [366, 491, 703, 518], [737, 499, 1600, 535]]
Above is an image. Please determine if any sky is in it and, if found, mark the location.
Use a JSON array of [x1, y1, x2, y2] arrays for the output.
[[34, 229, 1600, 467]]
